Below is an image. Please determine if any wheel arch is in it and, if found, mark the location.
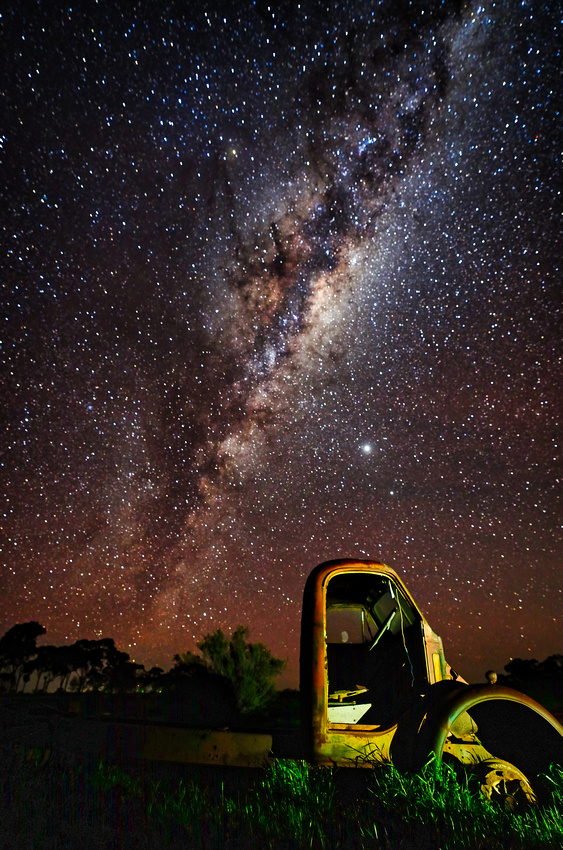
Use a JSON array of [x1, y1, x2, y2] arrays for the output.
[[428, 684, 563, 776]]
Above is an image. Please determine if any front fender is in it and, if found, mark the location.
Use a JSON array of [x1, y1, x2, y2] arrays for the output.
[[428, 684, 563, 767], [391, 682, 563, 774]]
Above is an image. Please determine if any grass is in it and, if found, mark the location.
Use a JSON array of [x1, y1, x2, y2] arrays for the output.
[[363, 758, 563, 849], [245, 758, 338, 847], [1, 743, 562, 849]]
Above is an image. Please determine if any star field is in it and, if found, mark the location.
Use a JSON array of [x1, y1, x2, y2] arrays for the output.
[[1, 0, 561, 685]]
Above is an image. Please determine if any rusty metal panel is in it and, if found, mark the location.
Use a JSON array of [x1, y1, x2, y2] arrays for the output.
[[141, 726, 272, 767], [301, 559, 434, 765], [423, 622, 447, 683], [313, 727, 396, 768]]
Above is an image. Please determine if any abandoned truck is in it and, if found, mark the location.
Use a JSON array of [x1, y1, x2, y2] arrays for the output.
[[61, 559, 563, 806]]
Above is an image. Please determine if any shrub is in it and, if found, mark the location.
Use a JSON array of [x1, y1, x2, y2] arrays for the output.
[[174, 626, 286, 715]]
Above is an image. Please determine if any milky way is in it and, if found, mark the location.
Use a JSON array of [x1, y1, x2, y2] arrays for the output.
[[1, 0, 561, 684]]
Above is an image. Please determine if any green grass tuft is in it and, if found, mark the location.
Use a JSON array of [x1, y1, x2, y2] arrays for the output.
[[364, 758, 563, 850], [244, 759, 337, 847]]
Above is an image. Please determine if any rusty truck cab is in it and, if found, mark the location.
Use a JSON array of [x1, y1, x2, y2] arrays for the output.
[[300, 559, 448, 767]]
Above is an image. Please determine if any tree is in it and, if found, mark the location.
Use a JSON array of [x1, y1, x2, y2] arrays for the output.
[[538, 655, 563, 678], [21, 645, 69, 693], [175, 626, 286, 715], [63, 638, 124, 692], [139, 666, 165, 693], [48, 644, 82, 692], [105, 658, 145, 694], [0, 622, 46, 692], [502, 658, 540, 684]]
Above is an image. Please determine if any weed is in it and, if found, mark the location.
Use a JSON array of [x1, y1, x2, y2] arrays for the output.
[[244, 759, 337, 847], [363, 757, 563, 850]]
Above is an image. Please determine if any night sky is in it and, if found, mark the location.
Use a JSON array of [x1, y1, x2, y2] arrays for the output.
[[1, 0, 561, 688]]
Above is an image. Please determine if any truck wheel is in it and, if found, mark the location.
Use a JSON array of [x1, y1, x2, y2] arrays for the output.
[[469, 758, 537, 812]]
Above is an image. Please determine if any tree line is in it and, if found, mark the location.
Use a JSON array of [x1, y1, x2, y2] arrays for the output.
[[1, 621, 561, 713], [498, 655, 563, 688], [0, 622, 286, 715]]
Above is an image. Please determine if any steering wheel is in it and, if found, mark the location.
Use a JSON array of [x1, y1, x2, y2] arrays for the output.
[[369, 607, 398, 651]]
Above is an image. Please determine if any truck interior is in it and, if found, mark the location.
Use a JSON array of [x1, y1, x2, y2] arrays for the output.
[[325, 572, 426, 728]]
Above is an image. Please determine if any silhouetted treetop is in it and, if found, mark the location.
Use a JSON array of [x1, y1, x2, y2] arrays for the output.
[[0, 621, 46, 692], [174, 625, 287, 714]]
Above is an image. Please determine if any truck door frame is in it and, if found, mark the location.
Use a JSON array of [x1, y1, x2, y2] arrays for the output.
[[300, 559, 446, 767]]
